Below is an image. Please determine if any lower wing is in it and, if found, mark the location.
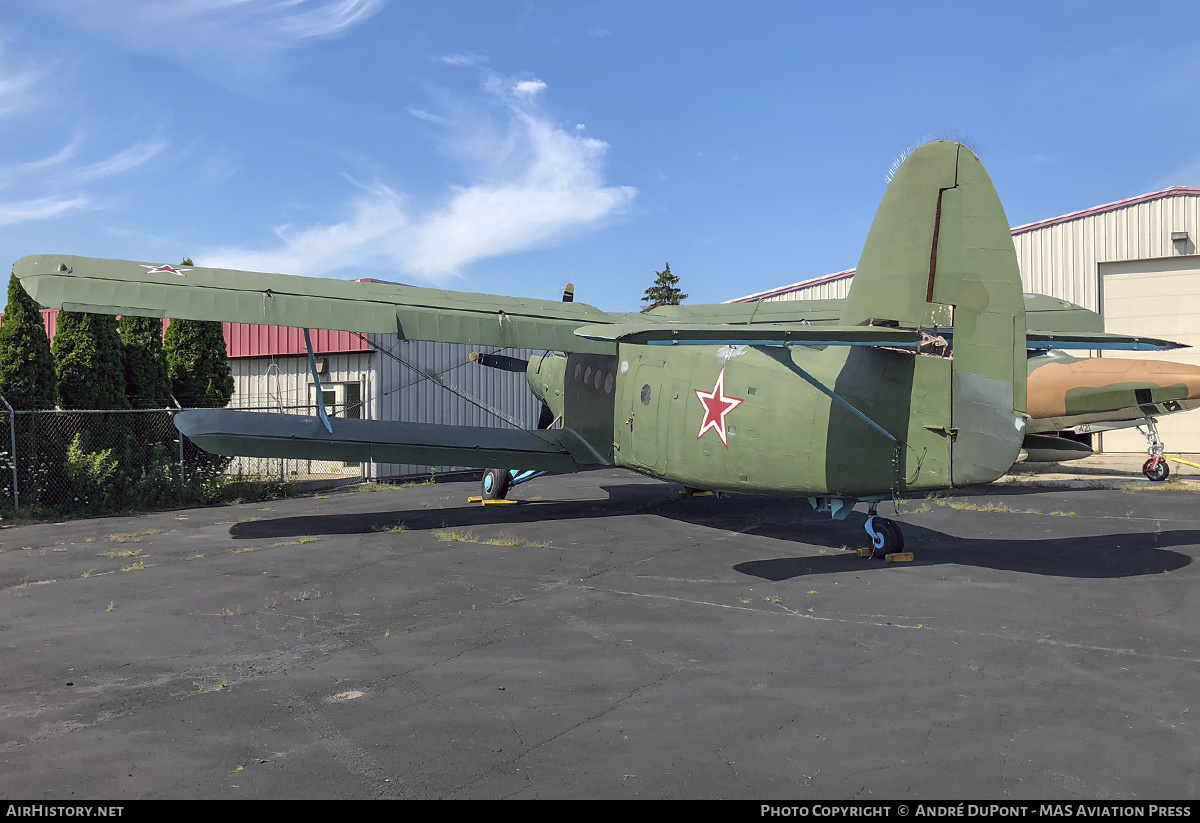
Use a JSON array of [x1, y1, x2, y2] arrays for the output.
[[175, 410, 590, 473]]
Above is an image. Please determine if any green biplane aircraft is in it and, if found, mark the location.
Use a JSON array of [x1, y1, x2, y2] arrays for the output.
[[12, 140, 1183, 555]]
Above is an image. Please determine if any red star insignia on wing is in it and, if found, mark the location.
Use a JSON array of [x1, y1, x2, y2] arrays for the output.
[[695, 365, 743, 448], [140, 264, 190, 276]]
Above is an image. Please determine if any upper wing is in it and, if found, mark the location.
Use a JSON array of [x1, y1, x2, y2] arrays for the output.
[[14, 254, 633, 355], [574, 321, 926, 348]]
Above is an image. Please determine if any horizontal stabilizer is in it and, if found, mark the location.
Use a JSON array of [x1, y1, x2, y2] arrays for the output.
[[573, 322, 925, 348], [1023, 331, 1186, 352], [1020, 433, 1094, 463], [175, 410, 584, 473]]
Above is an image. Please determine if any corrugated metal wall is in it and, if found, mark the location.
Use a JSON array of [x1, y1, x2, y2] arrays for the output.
[[229, 339, 543, 480], [230, 351, 377, 412], [755, 275, 853, 301], [367, 337, 542, 479], [1013, 192, 1200, 311]]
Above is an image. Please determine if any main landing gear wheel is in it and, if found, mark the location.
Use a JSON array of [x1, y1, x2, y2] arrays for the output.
[[1143, 458, 1170, 482], [865, 515, 905, 559], [481, 468, 511, 500]]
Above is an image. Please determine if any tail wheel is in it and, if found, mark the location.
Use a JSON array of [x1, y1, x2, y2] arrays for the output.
[[481, 468, 511, 500], [1143, 458, 1170, 482], [867, 516, 905, 558]]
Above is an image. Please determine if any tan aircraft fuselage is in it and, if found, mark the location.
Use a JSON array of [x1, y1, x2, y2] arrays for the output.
[[1026, 354, 1200, 433]]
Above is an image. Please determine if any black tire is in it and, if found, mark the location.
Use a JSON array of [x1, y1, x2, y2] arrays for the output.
[[481, 468, 511, 500], [1143, 458, 1170, 482], [871, 517, 905, 557]]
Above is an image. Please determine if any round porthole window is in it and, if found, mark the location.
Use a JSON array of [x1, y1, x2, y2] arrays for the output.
[[640, 384, 652, 405]]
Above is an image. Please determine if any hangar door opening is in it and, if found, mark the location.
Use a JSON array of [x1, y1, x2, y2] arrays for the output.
[[1100, 257, 1200, 453]]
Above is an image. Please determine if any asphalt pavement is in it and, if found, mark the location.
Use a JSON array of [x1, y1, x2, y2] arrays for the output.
[[1, 468, 1198, 799]]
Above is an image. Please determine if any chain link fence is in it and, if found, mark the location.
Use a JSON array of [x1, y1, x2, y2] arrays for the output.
[[0, 402, 360, 518], [224, 400, 365, 483]]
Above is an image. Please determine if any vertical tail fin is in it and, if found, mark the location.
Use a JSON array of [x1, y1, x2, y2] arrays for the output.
[[842, 140, 1027, 486]]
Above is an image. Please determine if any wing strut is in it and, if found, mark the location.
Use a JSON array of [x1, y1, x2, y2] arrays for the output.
[[304, 328, 333, 434], [760, 348, 897, 443]]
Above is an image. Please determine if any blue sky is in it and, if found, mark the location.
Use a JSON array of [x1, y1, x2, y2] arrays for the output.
[[2, 1, 1199, 311]]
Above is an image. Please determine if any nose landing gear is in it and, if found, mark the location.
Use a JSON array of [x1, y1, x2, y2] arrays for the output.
[[1137, 418, 1170, 482]]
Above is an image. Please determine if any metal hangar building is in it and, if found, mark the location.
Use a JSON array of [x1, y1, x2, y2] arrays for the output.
[[731, 186, 1200, 454]]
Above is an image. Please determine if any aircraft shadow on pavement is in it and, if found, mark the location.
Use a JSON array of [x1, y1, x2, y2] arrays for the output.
[[229, 482, 1195, 580]]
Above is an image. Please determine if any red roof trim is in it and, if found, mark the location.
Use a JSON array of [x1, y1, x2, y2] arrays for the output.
[[1, 310, 372, 358], [1010, 186, 1200, 235]]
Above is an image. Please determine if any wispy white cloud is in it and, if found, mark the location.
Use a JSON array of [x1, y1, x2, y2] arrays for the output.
[[0, 138, 163, 225], [204, 74, 637, 281], [407, 108, 452, 126], [0, 195, 93, 227], [0, 45, 44, 119], [442, 53, 487, 68], [37, 0, 388, 78]]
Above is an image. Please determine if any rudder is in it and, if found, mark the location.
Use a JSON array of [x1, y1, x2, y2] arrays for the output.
[[841, 140, 1027, 486]]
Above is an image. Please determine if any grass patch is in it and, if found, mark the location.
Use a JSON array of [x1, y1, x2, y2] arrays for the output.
[[188, 553, 204, 561], [435, 528, 478, 543], [292, 590, 321, 602], [352, 483, 398, 493], [106, 601, 115, 612], [297, 535, 321, 544], [231, 546, 258, 554], [944, 500, 1019, 513], [81, 569, 94, 579], [107, 529, 164, 543], [933, 499, 1076, 517], [102, 549, 143, 559], [216, 516, 261, 526], [120, 559, 146, 572], [1123, 481, 1200, 493], [482, 533, 523, 546], [370, 523, 409, 534]]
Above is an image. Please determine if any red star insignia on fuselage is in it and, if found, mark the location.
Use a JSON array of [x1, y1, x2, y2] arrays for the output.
[[695, 365, 743, 448], [140, 264, 190, 276]]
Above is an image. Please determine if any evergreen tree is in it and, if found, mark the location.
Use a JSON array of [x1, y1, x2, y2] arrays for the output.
[[53, 311, 130, 409], [121, 315, 171, 408], [163, 260, 234, 408], [0, 272, 55, 409], [640, 262, 688, 312]]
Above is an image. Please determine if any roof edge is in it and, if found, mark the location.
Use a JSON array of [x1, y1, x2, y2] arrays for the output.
[[1011, 185, 1200, 235], [726, 268, 856, 303], [731, 187, 1200, 303]]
